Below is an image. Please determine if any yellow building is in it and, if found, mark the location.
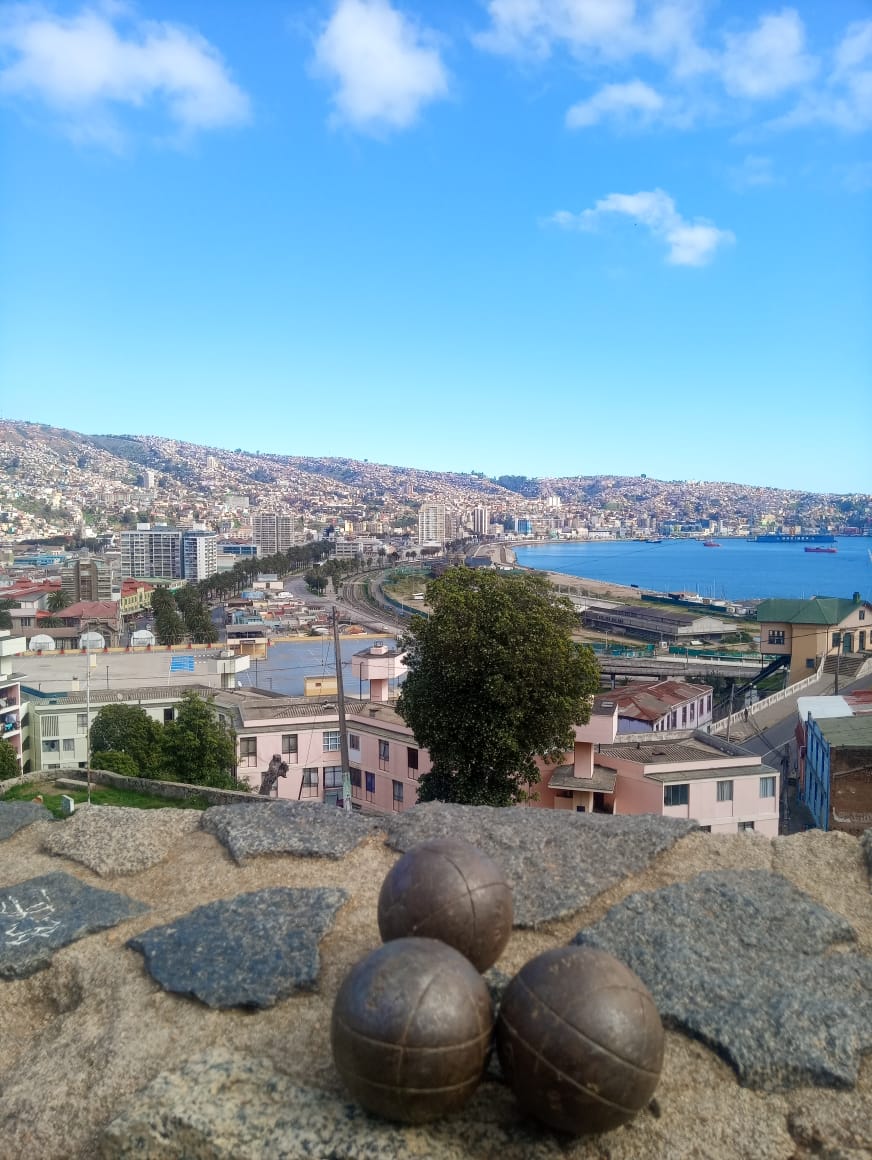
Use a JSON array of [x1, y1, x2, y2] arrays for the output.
[[756, 596, 872, 683]]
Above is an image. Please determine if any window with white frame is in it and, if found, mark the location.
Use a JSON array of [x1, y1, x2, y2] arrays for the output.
[[62, 738, 75, 753], [281, 734, 298, 757], [738, 820, 755, 832], [716, 780, 733, 802], [348, 733, 360, 752], [323, 730, 341, 752], [43, 715, 60, 738], [759, 776, 776, 798], [301, 767, 319, 797], [239, 736, 257, 768], [76, 712, 88, 734]]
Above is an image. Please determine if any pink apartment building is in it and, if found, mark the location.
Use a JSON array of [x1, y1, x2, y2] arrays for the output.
[[599, 679, 713, 733]]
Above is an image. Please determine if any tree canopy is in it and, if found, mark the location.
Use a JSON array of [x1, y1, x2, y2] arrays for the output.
[[160, 691, 237, 789], [0, 738, 20, 780], [397, 568, 600, 806], [90, 703, 163, 776]]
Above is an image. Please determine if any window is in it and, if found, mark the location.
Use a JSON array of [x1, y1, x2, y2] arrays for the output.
[[767, 630, 785, 645], [348, 733, 360, 751], [760, 776, 776, 798], [43, 715, 59, 738], [301, 767, 319, 797], [281, 734, 298, 758], [239, 736, 257, 768], [323, 766, 343, 789], [832, 632, 841, 648], [664, 783, 689, 807], [706, 695, 711, 712], [350, 767, 362, 799], [378, 739, 390, 769], [698, 825, 712, 832], [392, 780, 404, 811], [860, 611, 866, 621], [163, 707, 175, 724], [716, 780, 733, 802], [365, 771, 376, 803], [42, 739, 60, 753], [62, 738, 75, 753], [738, 820, 755, 832], [407, 747, 419, 778], [322, 730, 340, 752], [76, 712, 88, 735]]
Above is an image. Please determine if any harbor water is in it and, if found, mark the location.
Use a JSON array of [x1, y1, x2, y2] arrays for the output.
[[515, 537, 871, 603]]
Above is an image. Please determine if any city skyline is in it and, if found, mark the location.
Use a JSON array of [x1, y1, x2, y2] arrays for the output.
[[1, 0, 870, 493]]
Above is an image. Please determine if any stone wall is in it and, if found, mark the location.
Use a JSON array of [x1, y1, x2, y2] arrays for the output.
[[1, 797, 871, 1159]]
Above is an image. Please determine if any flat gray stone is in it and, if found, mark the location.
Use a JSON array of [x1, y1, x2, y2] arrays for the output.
[[128, 887, 348, 1008], [387, 802, 697, 927], [42, 805, 200, 876], [0, 799, 53, 841], [0, 871, 148, 979], [98, 1050, 569, 1159], [201, 801, 381, 862], [575, 869, 872, 1090]]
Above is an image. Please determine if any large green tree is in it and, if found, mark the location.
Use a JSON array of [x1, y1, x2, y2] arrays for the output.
[[160, 692, 237, 788], [397, 568, 600, 806], [0, 738, 20, 780], [90, 703, 163, 776]]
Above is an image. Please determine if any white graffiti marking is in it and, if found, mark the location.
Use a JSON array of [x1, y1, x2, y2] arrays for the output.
[[1, 889, 61, 947]]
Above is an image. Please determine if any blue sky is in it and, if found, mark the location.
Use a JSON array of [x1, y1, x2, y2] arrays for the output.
[[1, 0, 870, 493]]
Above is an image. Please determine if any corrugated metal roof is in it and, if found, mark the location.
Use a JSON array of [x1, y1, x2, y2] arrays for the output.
[[817, 716, 872, 748], [645, 762, 779, 784], [597, 738, 722, 764], [548, 764, 618, 793], [756, 597, 868, 626]]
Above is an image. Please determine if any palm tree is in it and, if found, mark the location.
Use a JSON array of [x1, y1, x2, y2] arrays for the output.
[[47, 589, 72, 614]]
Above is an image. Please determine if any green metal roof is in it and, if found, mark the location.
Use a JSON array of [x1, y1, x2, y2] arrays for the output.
[[816, 716, 872, 748], [755, 597, 868, 626]]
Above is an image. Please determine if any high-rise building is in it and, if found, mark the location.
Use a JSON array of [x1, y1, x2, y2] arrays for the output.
[[121, 526, 218, 581], [418, 504, 447, 546], [473, 506, 490, 537], [252, 512, 300, 555], [61, 557, 111, 603]]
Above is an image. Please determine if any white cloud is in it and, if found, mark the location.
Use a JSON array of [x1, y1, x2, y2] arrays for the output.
[[550, 188, 734, 266], [566, 79, 664, 128], [0, 3, 250, 142], [719, 8, 817, 99], [313, 0, 448, 133], [775, 19, 872, 133]]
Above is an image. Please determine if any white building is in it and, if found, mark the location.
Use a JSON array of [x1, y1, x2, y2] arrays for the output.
[[252, 512, 301, 555], [121, 525, 218, 581], [473, 506, 490, 537], [182, 530, 218, 582], [418, 504, 447, 547]]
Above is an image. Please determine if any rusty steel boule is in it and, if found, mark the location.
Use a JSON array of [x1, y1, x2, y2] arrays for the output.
[[378, 837, 513, 971], [331, 937, 493, 1124], [496, 945, 664, 1135]]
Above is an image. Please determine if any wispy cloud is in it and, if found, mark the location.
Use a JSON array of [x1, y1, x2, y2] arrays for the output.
[[313, 0, 448, 134], [773, 19, 872, 133], [550, 189, 735, 267], [566, 79, 665, 128], [729, 154, 776, 190], [0, 3, 250, 146], [720, 9, 817, 99]]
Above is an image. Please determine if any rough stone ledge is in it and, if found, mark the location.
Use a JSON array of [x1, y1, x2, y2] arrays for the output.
[[201, 800, 383, 862], [0, 799, 54, 841], [387, 802, 698, 926], [41, 805, 200, 876]]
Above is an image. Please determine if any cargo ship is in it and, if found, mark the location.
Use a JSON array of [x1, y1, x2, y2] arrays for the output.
[[703, 540, 720, 548], [750, 533, 836, 543], [804, 546, 837, 554]]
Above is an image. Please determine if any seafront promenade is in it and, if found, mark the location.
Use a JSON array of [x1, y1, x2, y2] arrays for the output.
[[475, 542, 661, 601]]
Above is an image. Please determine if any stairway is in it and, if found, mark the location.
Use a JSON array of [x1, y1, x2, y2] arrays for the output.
[[822, 653, 867, 680]]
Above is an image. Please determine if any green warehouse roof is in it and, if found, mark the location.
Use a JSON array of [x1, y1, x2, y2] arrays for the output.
[[756, 597, 869, 626]]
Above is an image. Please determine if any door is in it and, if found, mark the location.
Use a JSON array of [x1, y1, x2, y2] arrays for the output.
[[859, 630, 867, 652]]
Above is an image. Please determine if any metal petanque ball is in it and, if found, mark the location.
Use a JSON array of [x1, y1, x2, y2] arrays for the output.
[[378, 838, 513, 972], [496, 945, 664, 1135], [331, 937, 493, 1124]]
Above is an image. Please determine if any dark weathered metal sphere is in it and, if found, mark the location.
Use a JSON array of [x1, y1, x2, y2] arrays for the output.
[[496, 945, 664, 1135], [378, 838, 513, 971], [331, 937, 493, 1124]]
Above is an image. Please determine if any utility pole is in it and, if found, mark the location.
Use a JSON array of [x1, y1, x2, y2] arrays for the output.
[[332, 609, 352, 814], [726, 681, 735, 743], [84, 626, 92, 804], [834, 632, 842, 695]]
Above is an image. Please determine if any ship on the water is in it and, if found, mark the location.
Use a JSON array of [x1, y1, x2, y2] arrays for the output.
[[804, 546, 837, 554], [703, 540, 721, 548], [750, 533, 836, 543]]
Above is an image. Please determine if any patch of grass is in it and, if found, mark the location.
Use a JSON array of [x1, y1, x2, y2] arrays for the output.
[[2, 781, 210, 817]]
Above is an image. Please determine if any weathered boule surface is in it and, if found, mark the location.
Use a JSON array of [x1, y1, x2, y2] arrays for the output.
[[42, 804, 199, 876], [0, 870, 147, 979], [201, 800, 380, 861], [129, 886, 347, 1008], [387, 802, 697, 926], [575, 869, 872, 1090], [0, 798, 53, 840]]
